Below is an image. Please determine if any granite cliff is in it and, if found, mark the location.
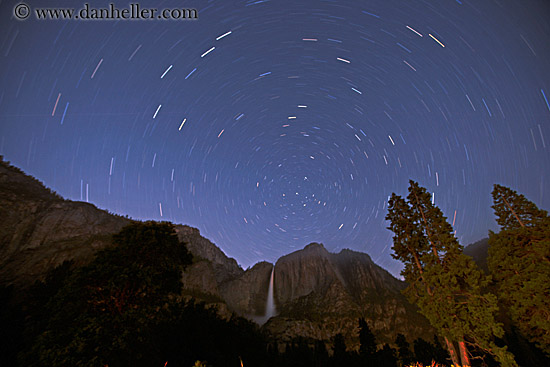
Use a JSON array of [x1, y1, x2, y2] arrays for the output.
[[266, 243, 431, 348], [0, 157, 130, 288], [0, 156, 433, 347]]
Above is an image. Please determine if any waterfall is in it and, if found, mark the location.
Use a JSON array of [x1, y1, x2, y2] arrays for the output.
[[254, 266, 277, 325], [265, 266, 276, 319]]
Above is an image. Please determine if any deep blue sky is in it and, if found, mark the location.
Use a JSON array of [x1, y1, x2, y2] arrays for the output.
[[1, 0, 549, 277]]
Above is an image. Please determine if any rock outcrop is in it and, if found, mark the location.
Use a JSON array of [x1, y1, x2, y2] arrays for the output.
[[175, 224, 243, 284], [0, 158, 130, 287]]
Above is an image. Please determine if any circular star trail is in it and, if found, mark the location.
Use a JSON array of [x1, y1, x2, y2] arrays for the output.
[[1, 0, 549, 276]]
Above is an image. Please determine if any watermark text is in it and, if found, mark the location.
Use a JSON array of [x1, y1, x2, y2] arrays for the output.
[[14, 3, 198, 21]]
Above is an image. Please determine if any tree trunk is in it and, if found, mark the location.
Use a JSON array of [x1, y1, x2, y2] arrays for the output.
[[444, 337, 461, 367], [501, 196, 525, 228], [459, 341, 471, 367]]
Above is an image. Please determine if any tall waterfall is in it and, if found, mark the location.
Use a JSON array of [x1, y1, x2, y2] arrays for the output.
[[265, 266, 276, 319], [255, 266, 277, 325]]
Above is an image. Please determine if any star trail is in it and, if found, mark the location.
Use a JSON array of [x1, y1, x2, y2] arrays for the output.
[[0, 0, 549, 276]]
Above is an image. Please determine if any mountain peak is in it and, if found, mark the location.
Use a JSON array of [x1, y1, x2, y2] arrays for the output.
[[303, 242, 325, 251]]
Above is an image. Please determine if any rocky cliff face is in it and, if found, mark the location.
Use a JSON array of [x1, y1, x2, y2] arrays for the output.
[[265, 243, 432, 348], [174, 224, 243, 284], [0, 157, 433, 348], [275, 243, 340, 304], [219, 261, 273, 317], [174, 224, 273, 317], [0, 158, 130, 287]]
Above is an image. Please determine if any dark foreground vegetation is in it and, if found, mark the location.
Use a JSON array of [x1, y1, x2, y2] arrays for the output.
[[0, 221, 434, 367], [0, 180, 548, 367]]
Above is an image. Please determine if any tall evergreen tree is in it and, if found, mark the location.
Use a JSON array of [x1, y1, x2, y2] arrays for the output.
[[313, 339, 329, 367], [395, 333, 414, 367], [491, 184, 548, 230], [376, 343, 398, 367], [488, 184, 550, 356], [330, 333, 348, 367], [358, 318, 377, 360], [386, 180, 518, 367]]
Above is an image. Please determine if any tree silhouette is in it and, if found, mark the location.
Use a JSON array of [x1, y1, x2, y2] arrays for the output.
[[376, 343, 397, 367], [395, 333, 414, 366], [27, 221, 193, 366], [358, 318, 377, 363], [330, 333, 348, 366]]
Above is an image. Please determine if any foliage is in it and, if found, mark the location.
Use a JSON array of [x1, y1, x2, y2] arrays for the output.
[[151, 299, 268, 367], [414, 337, 449, 366], [488, 184, 550, 356], [331, 333, 348, 366], [490, 185, 548, 231], [386, 180, 517, 367], [9, 221, 277, 366], [396, 333, 415, 366], [3, 182, 547, 365], [26, 221, 194, 366], [20, 261, 75, 357], [375, 343, 398, 367], [0, 285, 25, 366], [358, 317, 377, 358]]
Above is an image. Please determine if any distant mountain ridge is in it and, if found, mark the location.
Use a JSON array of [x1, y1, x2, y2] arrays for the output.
[[0, 156, 433, 348], [463, 237, 489, 273]]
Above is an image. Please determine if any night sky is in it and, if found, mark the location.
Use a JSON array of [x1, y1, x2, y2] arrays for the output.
[[1, 0, 549, 277]]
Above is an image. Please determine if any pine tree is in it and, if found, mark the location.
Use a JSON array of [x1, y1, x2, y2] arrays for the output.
[[376, 343, 398, 367], [358, 318, 377, 360], [488, 184, 550, 356], [395, 333, 414, 367], [331, 333, 348, 366], [386, 180, 518, 367], [491, 184, 548, 230]]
